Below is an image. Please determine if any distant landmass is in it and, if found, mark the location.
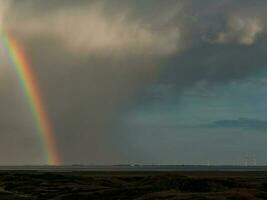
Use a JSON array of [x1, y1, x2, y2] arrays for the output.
[[0, 165, 267, 172]]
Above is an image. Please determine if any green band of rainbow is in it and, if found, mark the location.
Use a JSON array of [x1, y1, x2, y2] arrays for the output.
[[0, 32, 61, 165]]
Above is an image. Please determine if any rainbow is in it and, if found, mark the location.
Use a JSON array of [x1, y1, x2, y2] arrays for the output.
[[0, 32, 61, 165]]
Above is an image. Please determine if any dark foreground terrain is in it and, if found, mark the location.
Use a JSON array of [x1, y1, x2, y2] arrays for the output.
[[0, 170, 267, 199]]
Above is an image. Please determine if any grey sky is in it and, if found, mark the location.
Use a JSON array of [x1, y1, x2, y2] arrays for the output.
[[0, 0, 267, 165]]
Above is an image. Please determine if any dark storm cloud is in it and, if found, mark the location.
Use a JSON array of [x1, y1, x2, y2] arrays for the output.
[[0, 0, 267, 164], [125, 0, 267, 105], [158, 0, 267, 90]]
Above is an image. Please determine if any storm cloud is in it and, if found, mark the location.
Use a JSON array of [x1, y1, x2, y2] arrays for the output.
[[0, 0, 267, 164]]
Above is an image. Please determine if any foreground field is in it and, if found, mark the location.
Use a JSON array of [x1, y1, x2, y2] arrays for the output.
[[0, 171, 266, 199]]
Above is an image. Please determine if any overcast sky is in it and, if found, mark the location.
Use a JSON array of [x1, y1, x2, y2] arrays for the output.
[[0, 0, 267, 165]]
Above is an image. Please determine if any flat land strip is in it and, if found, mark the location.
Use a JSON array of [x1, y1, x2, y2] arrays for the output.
[[0, 170, 266, 199]]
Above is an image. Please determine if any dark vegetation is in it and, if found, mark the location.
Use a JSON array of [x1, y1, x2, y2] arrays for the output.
[[0, 171, 266, 199]]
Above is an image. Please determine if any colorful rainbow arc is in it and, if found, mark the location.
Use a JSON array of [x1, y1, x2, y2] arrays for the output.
[[0, 31, 61, 165]]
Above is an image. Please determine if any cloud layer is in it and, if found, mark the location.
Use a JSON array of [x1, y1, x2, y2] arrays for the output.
[[7, 1, 180, 57], [203, 118, 267, 130], [211, 16, 264, 45]]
